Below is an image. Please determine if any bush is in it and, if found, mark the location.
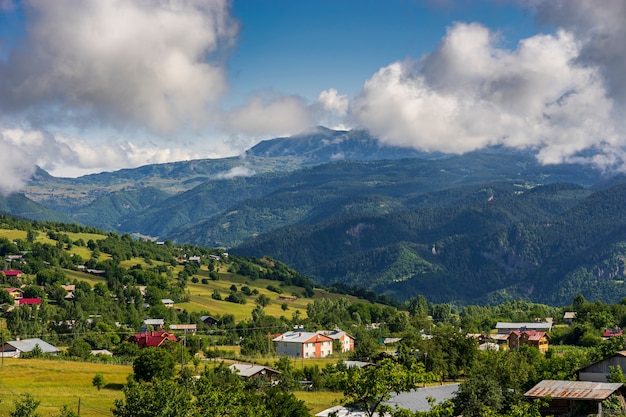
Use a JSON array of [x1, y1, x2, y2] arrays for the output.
[[266, 285, 283, 294], [201, 278, 209, 284]]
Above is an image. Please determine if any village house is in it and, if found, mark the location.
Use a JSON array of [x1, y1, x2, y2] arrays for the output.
[[316, 328, 355, 353], [0, 338, 60, 358], [161, 299, 175, 308], [603, 327, 623, 338], [61, 284, 75, 300], [128, 331, 177, 348], [2, 270, 24, 280], [18, 297, 42, 307], [507, 330, 550, 354], [273, 331, 333, 358], [3, 287, 23, 300], [139, 319, 165, 332]]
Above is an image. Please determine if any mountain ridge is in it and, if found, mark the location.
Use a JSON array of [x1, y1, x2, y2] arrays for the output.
[[3, 127, 624, 304]]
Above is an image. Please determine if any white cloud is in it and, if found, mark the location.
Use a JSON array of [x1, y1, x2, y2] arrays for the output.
[[0, 132, 37, 194], [350, 21, 621, 169], [225, 94, 314, 137], [0, 128, 209, 184], [214, 166, 256, 179], [532, 0, 626, 106], [317, 88, 349, 116], [0, 0, 237, 133]]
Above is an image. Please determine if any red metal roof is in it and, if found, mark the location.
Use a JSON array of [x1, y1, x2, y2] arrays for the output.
[[603, 328, 623, 337], [525, 380, 623, 400], [130, 331, 177, 347], [509, 330, 548, 341], [2, 270, 23, 276], [18, 298, 41, 305]]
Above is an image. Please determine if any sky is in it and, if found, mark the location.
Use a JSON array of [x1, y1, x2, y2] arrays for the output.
[[0, 0, 626, 194]]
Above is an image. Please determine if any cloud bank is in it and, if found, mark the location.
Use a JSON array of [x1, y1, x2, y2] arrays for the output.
[[2, 0, 626, 195], [0, 0, 236, 133], [347, 0, 626, 171], [351, 20, 619, 168]]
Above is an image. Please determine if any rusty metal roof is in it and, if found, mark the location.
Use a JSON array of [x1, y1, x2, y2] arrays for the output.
[[525, 380, 623, 400]]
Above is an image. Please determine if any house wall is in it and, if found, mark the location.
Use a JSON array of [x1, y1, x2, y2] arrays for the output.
[[579, 356, 626, 382], [303, 340, 332, 358], [339, 336, 354, 352], [0, 349, 20, 358], [275, 341, 304, 357]]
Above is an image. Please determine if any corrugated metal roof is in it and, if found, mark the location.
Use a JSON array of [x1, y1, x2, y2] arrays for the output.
[[496, 322, 552, 330], [6, 338, 59, 354], [525, 380, 623, 400], [273, 331, 332, 343], [229, 363, 280, 378]]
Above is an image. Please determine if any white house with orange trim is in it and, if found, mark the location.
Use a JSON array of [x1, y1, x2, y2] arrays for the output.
[[317, 329, 355, 353], [273, 331, 333, 358]]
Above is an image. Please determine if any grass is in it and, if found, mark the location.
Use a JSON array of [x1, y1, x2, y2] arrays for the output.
[[0, 358, 131, 417], [0, 229, 27, 240], [63, 269, 107, 287], [295, 391, 343, 415], [0, 356, 344, 416]]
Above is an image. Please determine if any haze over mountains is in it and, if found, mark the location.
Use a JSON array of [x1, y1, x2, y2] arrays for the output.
[[3, 127, 626, 305]]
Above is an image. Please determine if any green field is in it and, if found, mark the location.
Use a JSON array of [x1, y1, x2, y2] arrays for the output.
[[0, 358, 130, 417], [0, 356, 346, 416]]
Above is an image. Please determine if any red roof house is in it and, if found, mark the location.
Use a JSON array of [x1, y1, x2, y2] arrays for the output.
[[128, 331, 177, 348], [508, 330, 550, 354], [18, 298, 42, 306], [3, 288, 23, 300], [2, 270, 24, 278], [603, 328, 623, 338]]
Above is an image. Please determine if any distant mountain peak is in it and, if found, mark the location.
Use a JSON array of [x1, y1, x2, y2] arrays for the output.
[[246, 127, 436, 163]]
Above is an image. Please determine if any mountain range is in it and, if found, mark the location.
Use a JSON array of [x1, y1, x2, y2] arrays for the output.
[[3, 127, 626, 305]]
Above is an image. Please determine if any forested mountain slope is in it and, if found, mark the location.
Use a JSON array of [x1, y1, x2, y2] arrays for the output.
[[234, 182, 626, 305]]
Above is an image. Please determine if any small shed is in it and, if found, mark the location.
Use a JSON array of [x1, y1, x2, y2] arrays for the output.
[[525, 380, 625, 416], [563, 311, 577, 325], [578, 350, 626, 382], [229, 363, 280, 382], [200, 315, 219, 326]]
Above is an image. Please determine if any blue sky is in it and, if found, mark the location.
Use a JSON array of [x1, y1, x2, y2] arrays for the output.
[[228, 0, 537, 104], [0, 0, 625, 189]]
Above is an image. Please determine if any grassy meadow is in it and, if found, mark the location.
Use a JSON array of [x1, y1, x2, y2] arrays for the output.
[[0, 358, 131, 417], [0, 356, 346, 416]]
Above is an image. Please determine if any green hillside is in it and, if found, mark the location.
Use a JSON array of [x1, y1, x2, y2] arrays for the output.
[[234, 182, 626, 305]]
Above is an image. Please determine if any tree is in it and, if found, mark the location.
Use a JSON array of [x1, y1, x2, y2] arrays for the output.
[[454, 350, 536, 417], [0, 289, 14, 305], [10, 393, 40, 417], [112, 378, 194, 417], [92, 373, 106, 391], [339, 358, 433, 417], [67, 338, 92, 359], [350, 328, 379, 361], [256, 294, 271, 307], [607, 365, 626, 383], [133, 348, 176, 382]]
